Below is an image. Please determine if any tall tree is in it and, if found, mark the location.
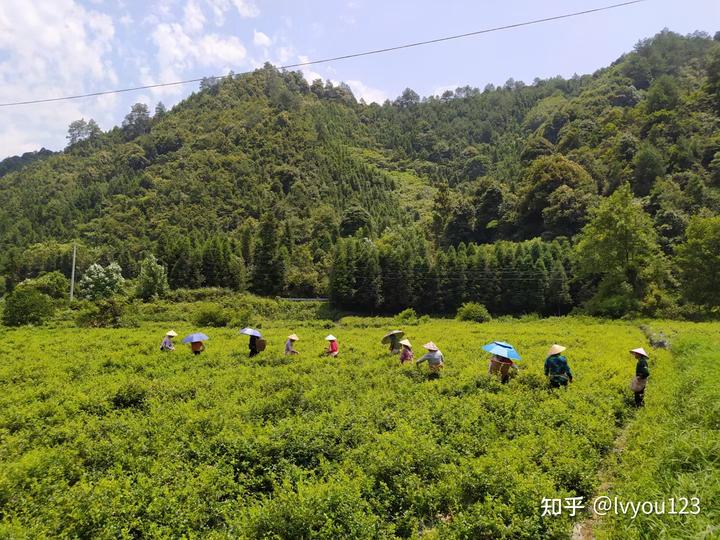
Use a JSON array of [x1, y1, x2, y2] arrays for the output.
[[122, 103, 151, 140], [574, 184, 668, 314], [354, 239, 382, 310], [675, 216, 720, 307], [546, 259, 572, 315], [252, 213, 286, 295], [632, 144, 665, 197]]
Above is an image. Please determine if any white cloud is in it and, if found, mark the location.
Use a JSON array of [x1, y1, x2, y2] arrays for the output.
[[183, 0, 206, 33], [232, 0, 259, 18], [152, 22, 246, 68], [147, 22, 246, 101], [204, 0, 229, 25], [294, 56, 388, 104], [198, 34, 247, 65], [203, 0, 258, 22], [253, 30, 271, 47], [0, 0, 119, 156], [276, 46, 295, 64], [345, 80, 387, 104]]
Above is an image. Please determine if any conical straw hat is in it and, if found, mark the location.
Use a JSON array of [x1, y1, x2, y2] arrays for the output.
[[325, 334, 337, 341], [548, 344, 566, 356], [630, 347, 649, 358], [423, 341, 438, 351], [399, 339, 412, 348], [166, 330, 178, 337], [288, 334, 299, 341]]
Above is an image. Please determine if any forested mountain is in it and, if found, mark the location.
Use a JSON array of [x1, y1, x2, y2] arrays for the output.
[[0, 148, 54, 178], [2, 29, 720, 317]]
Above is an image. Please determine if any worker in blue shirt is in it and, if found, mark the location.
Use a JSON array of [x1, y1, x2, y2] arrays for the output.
[[544, 344, 573, 388]]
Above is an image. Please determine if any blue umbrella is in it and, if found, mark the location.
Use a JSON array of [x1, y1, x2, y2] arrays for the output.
[[182, 332, 210, 344], [482, 341, 522, 361], [240, 327, 262, 338]]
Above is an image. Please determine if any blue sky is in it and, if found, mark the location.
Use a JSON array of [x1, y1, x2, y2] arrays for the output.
[[0, 0, 718, 159]]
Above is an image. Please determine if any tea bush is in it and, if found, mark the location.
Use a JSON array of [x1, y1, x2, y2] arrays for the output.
[[456, 302, 492, 323], [76, 297, 132, 328], [596, 323, 720, 539], [0, 316, 710, 538], [193, 304, 232, 327]]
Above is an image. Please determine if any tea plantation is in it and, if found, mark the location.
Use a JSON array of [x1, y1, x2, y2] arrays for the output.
[[0, 317, 717, 538]]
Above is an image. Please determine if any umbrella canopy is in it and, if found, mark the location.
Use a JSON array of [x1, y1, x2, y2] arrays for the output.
[[240, 327, 262, 337], [381, 330, 404, 344], [482, 341, 521, 361], [182, 333, 209, 344]]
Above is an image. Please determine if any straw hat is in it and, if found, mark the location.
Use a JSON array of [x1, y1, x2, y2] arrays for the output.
[[288, 334, 299, 341], [630, 347, 649, 358], [166, 330, 178, 337], [399, 339, 412, 348], [325, 334, 337, 341], [423, 341, 439, 351], [548, 344, 566, 356]]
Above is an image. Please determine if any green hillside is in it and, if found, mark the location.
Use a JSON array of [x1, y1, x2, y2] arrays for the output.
[[2, 30, 720, 317]]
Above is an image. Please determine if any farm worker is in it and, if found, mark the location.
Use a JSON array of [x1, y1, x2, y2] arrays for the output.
[[160, 330, 177, 351], [248, 335, 260, 357], [190, 341, 205, 356], [630, 347, 650, 407], [383, 330, 404, 354], [325, 335, 339, 357], [544, 344, 573, 388], [285, 334, 300, 355], [416, 342, 444, 378], [398, 339, 413, 364], [488, 354, 516, 384]]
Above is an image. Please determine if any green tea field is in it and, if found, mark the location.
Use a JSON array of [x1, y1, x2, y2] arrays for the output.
[[0, 317, 718, 539]]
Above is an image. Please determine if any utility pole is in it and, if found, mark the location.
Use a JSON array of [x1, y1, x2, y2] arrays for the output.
[[69, 242, 77, 302]]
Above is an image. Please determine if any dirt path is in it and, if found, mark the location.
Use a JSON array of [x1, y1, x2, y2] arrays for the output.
[[570, 426, 630, 539]]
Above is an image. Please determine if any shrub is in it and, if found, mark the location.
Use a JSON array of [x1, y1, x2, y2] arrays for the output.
[[456, 302, 492, 323], [229, 307, 255, 329], [2, 288, 55, 326], [79, 263, 125, 300], [135, 254, 169, 300], [395, 308, 418, 323], [18, 271, 69, 299], [76, 297, 128, 328], [193, 304, 231, 327], [165, 287, 233, 302]]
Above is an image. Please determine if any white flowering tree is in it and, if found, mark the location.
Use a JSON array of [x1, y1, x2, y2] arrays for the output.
[[79, 263, 125, 300]]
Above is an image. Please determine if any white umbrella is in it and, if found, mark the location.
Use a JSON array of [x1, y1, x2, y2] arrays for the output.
[[240, 327, 262, 338]]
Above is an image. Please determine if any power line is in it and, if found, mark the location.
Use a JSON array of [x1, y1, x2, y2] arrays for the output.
[[0, 0, 647, 108]]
